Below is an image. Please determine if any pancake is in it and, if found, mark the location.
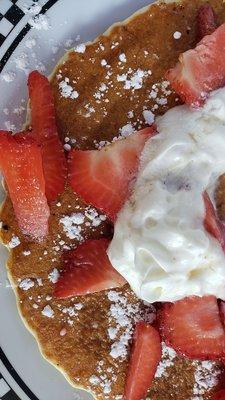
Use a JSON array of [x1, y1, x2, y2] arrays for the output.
[[1, 1, 225, 399]]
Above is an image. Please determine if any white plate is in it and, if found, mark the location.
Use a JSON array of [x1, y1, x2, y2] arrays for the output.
[[0, 0, 153, 399]]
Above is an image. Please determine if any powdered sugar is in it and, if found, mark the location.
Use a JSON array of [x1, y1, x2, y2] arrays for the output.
[[13, 52, 29, 73], [8, 236, 20, 249], [74, 44, 86, 53], [29, 14, 50, 30], [42, 305, 54, 318], [21, 1, 42, 15], [62, 303, 83, 318], [117, 69, 151, 90], [19, 278, 34, 291], [143, 110, 155, 125], [48, 268, 60, 284], [59, 78, 79, 99], [22, 250, 31, 256], [101, 59, 107, 66], [85, 207, 106, 227], [60, 214, 83, 241], [1, 71, 16, 83], [155, 342, 177, 378], [60, 208, 106, 240], [89, 360, 117, 397], [4, 121, 16, 131], [173, 31, 182, 39], [119, 53, 126, 63], [59, 303, 83, 326], [107, 291, 155, 359], [192, 361, 220, 399], [25, 37, 37, 49], [89, 375, 100, 385], [119, 123, 135, 137]]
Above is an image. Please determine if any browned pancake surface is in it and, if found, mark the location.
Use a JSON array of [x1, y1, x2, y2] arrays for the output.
[[1, 1, 225, 399]]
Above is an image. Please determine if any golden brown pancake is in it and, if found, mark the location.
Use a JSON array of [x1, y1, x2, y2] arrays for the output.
[[2, 1, 225, 399]]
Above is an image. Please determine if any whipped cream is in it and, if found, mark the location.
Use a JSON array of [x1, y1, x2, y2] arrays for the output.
[[108, 88, 225, 303]]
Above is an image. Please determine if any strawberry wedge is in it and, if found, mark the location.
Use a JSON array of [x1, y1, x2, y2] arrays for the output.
[[213, 390, 225, 400], [28, 70, 67, 203], [159, 295, 225, 360], [203, 192, 225, 251], [0, 131, 49, 240], [219, 301, 225, 328], [166, 23, 225, 107], [54, 239, 126, 298], [69, 127, 156, 221], [124, 322, 161, 400], [197, 4, 217, 41]]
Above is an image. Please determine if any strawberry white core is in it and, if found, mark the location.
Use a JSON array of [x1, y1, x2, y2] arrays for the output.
[[108, 87, 225, 303]]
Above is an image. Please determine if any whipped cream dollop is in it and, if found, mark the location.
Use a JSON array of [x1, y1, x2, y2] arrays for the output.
[[108, 88, 225, 303]]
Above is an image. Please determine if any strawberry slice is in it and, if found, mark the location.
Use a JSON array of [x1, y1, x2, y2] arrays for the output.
[[197, 5, 217, 41], [0, 131, 49, 240], [203, 192, 225, 251], [28, 70, 67, 203], [213, 390, 225, 400], [69, 127, 156, 221], [159, 295, 225, 360], [166, 23, 225, 107], [124, 322, 161, 400], [54, 239, 126, 298], [219, 301, 225, 328]]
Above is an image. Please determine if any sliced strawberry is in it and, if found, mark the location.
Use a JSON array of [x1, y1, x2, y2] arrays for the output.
[[197, 5, 217, 41], [54, 239, 126, 298], [213, 389, 225, 400], [28, 70, 67, 203], [69, 127, 156, 221], [124, 322, 161, 400], [203, 192, 225, 251], [0, 131, 49, 240], [166, 23, 225, 107], [159, 295, 225, 360], [219, 301, 225, 328]]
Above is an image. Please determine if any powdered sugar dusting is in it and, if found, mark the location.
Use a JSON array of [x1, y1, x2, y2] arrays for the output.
[[1, 71, 16, 83], [119, 53, 126, 63], [59, 78, 79, 99], [48, 268, 60, 284], [143, 110, 155, 125], [29, 14, 50, 30], [119, 123, 135, 137], [88, 360, 117, 397], [155, 342, 177, 378], [117, 69, 151, 90], [192, 360, 220, 399], [60, 208, 106, 240], [8, 236, 20, 249], [19, 278, 34, 291], [42, 305, 54, 318], [107, 291, 155, 359], [59, 214, 83, 241], [74, 43, 86, 53]]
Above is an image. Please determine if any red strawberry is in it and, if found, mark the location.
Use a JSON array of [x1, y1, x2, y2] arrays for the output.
[[203, 192, 225, 251], [28, 70, 67, 203], [197, 5, 217, 41], [166, 23, 225, 107], [124, 322, 161, 400], [159, 295, 225, 360], [213, 390, 225, 400], [0, 131, 49, 240], [54, 239, 126, 298], [219, 301, 225, 328], [69, 127, 156, 221]]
